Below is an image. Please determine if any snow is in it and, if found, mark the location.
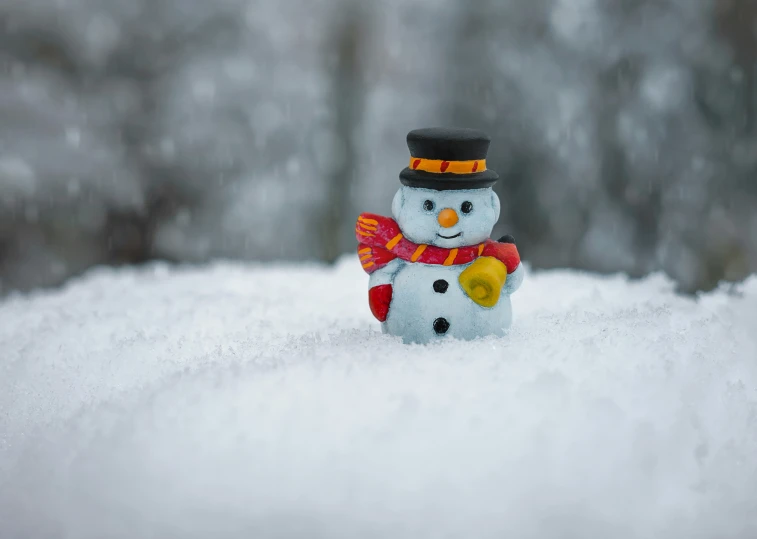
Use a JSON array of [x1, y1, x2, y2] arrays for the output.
[[1, 258, 756, 538]]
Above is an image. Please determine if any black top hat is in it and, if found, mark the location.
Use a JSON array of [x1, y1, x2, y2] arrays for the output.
[[399, 127, 499, 190]]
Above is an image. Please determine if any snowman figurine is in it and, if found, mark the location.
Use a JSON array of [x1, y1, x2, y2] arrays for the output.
[[356, 127, 524, 344]]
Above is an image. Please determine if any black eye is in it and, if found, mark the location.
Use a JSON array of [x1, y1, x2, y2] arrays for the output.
[[461, 201, 473, 214], [423, 200, 435, 211]]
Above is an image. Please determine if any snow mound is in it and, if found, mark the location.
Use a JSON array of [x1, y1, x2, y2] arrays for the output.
[[1, 259, 756, 538]]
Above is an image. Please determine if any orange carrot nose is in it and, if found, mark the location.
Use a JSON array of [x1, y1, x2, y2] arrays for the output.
[[438, 208, 459, 228]]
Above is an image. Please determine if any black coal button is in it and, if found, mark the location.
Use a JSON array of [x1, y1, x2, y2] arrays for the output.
[[433, 317, 450, 334], [433, 279, 449, 293]]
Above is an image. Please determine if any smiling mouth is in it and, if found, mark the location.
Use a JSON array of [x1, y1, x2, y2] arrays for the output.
[[437, 232, 462, 239]]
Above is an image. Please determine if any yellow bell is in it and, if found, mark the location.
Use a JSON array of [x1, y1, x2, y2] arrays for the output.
[[458, 256, 507, 308]]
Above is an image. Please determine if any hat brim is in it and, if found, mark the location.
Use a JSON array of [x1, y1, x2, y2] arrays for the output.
[[399, 168, 499, 191]]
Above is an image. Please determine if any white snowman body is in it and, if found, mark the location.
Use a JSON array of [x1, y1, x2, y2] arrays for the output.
[[369, 185, 524, 344]]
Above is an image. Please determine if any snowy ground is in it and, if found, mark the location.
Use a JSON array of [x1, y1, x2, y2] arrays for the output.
[[1, 257, 756, 538]]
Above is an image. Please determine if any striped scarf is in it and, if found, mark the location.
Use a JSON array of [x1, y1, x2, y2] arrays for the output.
[[356, 213, 520, 275]]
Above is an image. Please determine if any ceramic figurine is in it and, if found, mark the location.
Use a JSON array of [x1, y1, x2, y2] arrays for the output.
[[356, 127, 524, 344]]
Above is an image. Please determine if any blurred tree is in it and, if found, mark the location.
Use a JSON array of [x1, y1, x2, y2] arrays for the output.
[[320, 2, 369, 263], [1, 0, 757, 294], [0, 0, 246, 290], [715, 0, 757, 134]]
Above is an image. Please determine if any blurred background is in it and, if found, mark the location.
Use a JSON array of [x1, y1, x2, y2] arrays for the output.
[[0, 0, 755, 294]]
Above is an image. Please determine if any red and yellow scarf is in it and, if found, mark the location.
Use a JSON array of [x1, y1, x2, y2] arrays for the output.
[[356, 213, 520, 274]]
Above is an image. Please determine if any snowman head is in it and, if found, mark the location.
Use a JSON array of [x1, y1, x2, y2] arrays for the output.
[[394, 127, 501, 248], [392, 186, 501, 248]]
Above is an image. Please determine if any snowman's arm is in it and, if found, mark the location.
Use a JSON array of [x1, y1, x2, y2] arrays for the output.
[[368, 259, 404, 288], [504, 263, 525, 295]]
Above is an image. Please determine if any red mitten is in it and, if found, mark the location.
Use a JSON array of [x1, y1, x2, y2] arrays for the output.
[[368, 284, 393, 322]]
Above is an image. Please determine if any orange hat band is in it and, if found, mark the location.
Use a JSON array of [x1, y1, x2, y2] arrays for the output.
[[409, 157, 486, 175]]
